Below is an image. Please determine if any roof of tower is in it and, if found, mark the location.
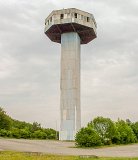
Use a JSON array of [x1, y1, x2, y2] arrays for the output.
[[44, 8, 97, 44]]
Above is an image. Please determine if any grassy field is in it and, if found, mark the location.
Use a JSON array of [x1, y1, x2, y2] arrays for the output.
[[0, 151, 138, 160]]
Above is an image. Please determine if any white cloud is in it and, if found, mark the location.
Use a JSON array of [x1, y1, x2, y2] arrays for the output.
[[0, 0, 138, 129]]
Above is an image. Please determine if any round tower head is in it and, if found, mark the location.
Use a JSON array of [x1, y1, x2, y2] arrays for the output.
[[44, 8, 97, 44]]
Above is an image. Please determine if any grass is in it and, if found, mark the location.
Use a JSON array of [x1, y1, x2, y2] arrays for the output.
[[74, 142, 138, 149], [0, 151, 138, 160]]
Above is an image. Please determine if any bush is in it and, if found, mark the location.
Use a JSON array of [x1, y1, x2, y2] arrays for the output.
[[75, 117, 138, 147], [0, 129, 12, 137], [131, 122, 138, 141], [0, 108, 12, 130], [114, 120, 137, 144], [19, 128, 31, 139], [89, 117, 116, 145], [0, 107, 58, 140], [44, 128, 57, 139], [75, 127, 102, 147], [11, 128, 21, 139], [31, 130, 47, 139]]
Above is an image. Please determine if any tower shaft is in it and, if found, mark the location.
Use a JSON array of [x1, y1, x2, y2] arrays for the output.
[[60, 32, 81, 140]]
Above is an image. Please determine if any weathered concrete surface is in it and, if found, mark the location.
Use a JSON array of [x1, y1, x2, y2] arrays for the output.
[[60, 32, 81, 140], [0, 139, 138, 157]]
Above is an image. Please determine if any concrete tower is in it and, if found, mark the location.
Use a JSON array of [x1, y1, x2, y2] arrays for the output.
[[44, 8, 97, 140]]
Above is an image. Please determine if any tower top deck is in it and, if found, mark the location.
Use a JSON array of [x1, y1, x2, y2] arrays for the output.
[[44, 8, 97, 44]]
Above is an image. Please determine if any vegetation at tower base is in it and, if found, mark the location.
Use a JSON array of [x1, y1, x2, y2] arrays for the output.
[[75, 127, 102, 147], [75, 116, 138, 147], [0, 107, 58, 140]]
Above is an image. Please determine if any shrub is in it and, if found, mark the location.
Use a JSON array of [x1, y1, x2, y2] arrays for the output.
[[131, 122, 138, 141], [0, 129, 12, 137], [89, 117, 116, 144], [115, 120, 137, 144], [11, 128, 21, 139], [75, 127, 102, 147], [0, 108, 12, 130], [31, 130, 47, 139], [19, 128, 31, 139]]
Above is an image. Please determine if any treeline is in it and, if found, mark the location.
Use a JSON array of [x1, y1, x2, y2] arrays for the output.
[[0, 107, 58, 139], [75, 117, 138, 147]]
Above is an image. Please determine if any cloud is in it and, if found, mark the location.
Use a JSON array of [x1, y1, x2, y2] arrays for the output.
[[0, 0, 138, 129]]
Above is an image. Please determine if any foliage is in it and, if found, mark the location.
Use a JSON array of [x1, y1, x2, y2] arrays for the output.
[[131, 122, 138, 140], [114, 120, 137, 144], [31, 122, 41, 132], [31, 130, 47, 139], [0, 108, 12, 130], [76, 117, 138, 147], [75, 127, 102, 147], [0, 107, 58, 140], [88, 117, 116, 145]]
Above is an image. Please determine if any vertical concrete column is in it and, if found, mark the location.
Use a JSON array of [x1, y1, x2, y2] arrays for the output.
[[60, 32, 81, 140]]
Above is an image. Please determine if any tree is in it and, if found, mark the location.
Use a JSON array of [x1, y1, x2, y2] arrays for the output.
[[31, 130, 47, 139], [90, 117, 116, 144], [44, 128, 57, 139], [130, 122, 138, 141], [11, 128, 21, 138], [0, 129, 12, 137], [126, 119, 132, 126], [75, 127, 102, 147], [0, 107, 58, 140], [31, 122, 41, 132], [115, 120, 137, 144], [19, 128, 31, 139], [0, 107, 12, 130]]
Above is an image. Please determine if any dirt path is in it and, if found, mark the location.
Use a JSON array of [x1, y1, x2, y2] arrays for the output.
[[0, 139, 138, 157]]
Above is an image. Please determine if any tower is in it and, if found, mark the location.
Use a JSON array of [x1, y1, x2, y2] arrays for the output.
[[44, 8, 97, 140]]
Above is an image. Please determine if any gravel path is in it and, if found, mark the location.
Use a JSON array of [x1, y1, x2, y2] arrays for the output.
[[0, 139, 138, 157]]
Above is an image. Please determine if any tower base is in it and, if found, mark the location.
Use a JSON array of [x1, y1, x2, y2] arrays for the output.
[[59, 131, 76, 141]]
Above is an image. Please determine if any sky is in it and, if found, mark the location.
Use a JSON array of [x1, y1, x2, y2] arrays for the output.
[[0, 0, 138, 130]]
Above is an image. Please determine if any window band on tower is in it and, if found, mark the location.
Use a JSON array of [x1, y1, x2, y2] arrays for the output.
[[74, 13, 77, 18], [87, 17, 90, 22], [60, 14, 64, 19]]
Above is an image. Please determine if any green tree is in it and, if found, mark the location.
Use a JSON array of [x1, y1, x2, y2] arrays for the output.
[[31, 130, 47, 139], [44, 128, 57, 139], [0, 107, 12, 130], [0, 129, 12, 137], [115, 120, 137, 144], [19, 128, 31, 139], [90, 117, 116, 144], [130, 122, 138, 141], [0, 107, 58, 140], [11, 128, 21, 138], [75, 127, 102, 147], [31, 122, 41, 132]]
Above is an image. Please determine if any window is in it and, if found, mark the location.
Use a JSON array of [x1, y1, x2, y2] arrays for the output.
[[74, 13, 77, 18], [87, 17, 90, 22], [60, 14, 64, 19], [81, 15, 83, 20]]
